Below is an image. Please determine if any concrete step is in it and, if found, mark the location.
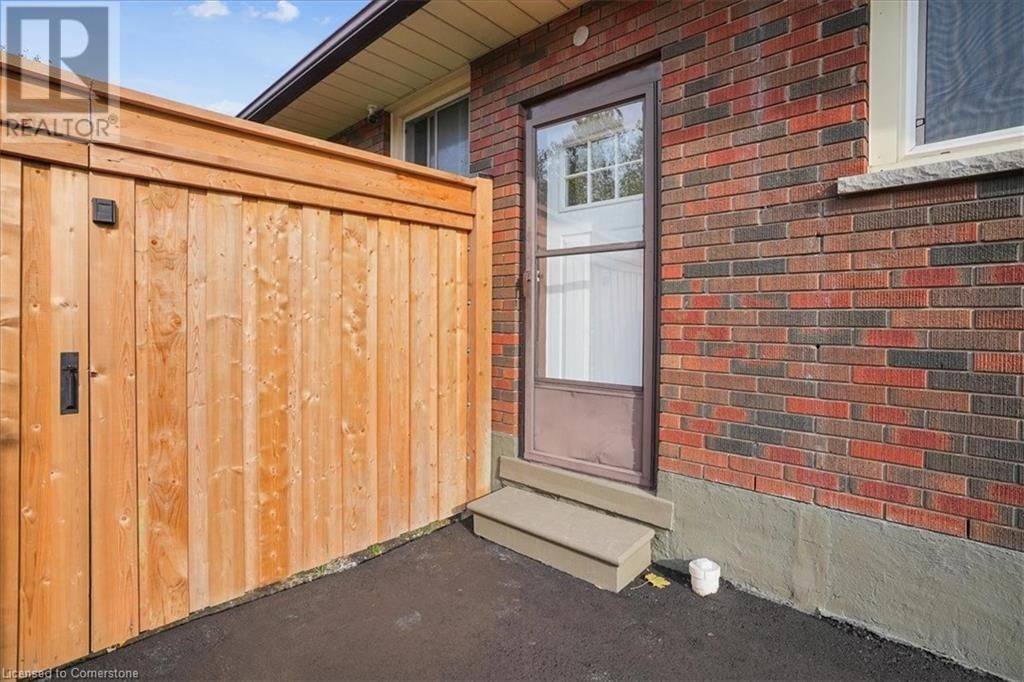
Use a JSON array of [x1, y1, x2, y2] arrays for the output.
[[498, 456, 674, 530], [468, 486, 654, 592]]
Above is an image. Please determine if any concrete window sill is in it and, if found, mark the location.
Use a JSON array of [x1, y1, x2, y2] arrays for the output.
[[837, 150, 1024, 195]]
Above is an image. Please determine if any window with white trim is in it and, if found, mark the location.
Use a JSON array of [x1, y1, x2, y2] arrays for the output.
[[869, 0, 1024, 170]]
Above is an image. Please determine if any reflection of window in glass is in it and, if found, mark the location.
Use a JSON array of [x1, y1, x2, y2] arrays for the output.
[[540, 249, 644, 386], [564, 128, 643, 207]]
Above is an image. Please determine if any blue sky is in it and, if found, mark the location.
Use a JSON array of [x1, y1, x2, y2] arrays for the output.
[[4, 0, 367, 115]]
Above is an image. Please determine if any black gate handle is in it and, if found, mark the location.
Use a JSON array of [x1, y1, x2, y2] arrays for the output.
[[60, 352, 79, 415]]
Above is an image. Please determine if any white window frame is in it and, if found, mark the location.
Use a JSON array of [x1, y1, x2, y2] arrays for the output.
[[869, 0, 1024, 171], [562, 133, 643, 211], [389, 66, 470, 169]]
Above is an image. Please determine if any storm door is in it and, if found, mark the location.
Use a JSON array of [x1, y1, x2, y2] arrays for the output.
[[524, 64, 658, 487]]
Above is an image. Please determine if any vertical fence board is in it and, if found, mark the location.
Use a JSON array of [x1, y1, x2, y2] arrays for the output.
[[327, 213, 345, 557], [437, 228, 464, 516], [0, 156, 21, 674], [467, 181, 493, 499], [366, 218, 379, 546], [206, 193, 244, 603], [286, 212, 304, 575], [395, 224, 411, 537], [136, 182, 190, 630], [376, 219, 411, 540], [89, 172, 139, 651], [186, 191, 209, 612], [256, 201, 292, 585], [301, 207, 330, 569], [409, 224, 439, 529], [19, 164, 90, 669], [241, 199, 259, 592], [455, 231, 469, 505], [341, 214, 377, 553]]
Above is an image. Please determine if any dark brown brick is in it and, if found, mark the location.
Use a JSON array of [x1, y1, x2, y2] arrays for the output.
[[685, 72, 729, 97], [930, 198, 1022, 224], [734, 258, 786, 276], [928, 371, 1017, 396], [822, 7, 868, 36], [888, 350, 969, 371], [821, 121, 866, 145], [662, 34, 706, 60], [760, 167, 820, 190], [789, 328, 854, 346], [929, 243, 1019, 266], [706, 436, 756, 457], [972, 395, 1024, 419], [735, 223, 787, 243], [929, 331, 1021, 351], [734, 17, 789, 49], [930, 287, 1022, 308], [685, 103, 731, 126], [925, 452, 1017, 482], [789, 69, 854, 100], [732, 121, 788, 145], [730, 423, 786, 445], [966, 437, 1024, 463], [819, 310, 887, 328], [969, 521, 1024, 551], [977, 172, 1024, 199], [853, 208, 928, 231]]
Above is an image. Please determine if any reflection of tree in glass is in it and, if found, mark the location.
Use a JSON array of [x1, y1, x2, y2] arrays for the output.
[[567, 108, 627, 143], [538, 105, 644, 207], [619, 127, 642, 162], [537, 146, 549, 207]]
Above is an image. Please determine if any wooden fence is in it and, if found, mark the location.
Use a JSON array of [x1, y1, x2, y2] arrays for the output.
[[0, 54, 491, 673]]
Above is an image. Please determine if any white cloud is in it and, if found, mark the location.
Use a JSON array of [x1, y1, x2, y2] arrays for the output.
[[205, 99, 244, 115], [254, 0, 299, 23], [187, 0, 230, 18]]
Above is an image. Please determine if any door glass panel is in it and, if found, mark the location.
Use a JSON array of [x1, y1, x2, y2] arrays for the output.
[[537, 249, 643, 386], [536, 100, 644, 251]]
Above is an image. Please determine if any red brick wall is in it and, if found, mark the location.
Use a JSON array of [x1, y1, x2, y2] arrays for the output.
[[330, 111, 390, 156], [468, 0, 1024, 552]]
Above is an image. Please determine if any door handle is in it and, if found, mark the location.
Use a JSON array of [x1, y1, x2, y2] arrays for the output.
[[60, 352, 79, 415], [522, 267, 542, 298]]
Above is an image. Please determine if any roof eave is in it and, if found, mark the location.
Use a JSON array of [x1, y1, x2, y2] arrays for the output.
[[238, 0, 428, 123]]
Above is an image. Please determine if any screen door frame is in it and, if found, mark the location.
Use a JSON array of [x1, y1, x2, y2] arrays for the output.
[[523, 62, 660, 488]]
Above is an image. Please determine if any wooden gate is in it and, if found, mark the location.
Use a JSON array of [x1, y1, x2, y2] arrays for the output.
[[0, 54, 492, 673]]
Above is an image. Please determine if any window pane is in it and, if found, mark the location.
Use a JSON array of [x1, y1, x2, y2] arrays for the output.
[[435, 97, 469, 174], [538, 249, 644, 386], [618, 129, 643, 162], [590, 136, 615, 169], [566, 175, 588, 206], [566, 143, 587, 174], [535, 100, 644, 249], [618, 162, 642, 197], [592, 168, 615, 202], [924, 0, 1024, 143], [405, 116, 430, 166]]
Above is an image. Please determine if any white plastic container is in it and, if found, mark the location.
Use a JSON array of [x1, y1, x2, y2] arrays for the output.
[[688, 557, 721, 596]]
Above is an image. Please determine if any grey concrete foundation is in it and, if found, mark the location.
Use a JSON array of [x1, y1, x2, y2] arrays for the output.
[[491, 432, 519, 491], [654, 472, 1024, 680]]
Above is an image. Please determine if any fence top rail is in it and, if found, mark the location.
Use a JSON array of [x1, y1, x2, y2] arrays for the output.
[[1, 52, 488, 222]]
